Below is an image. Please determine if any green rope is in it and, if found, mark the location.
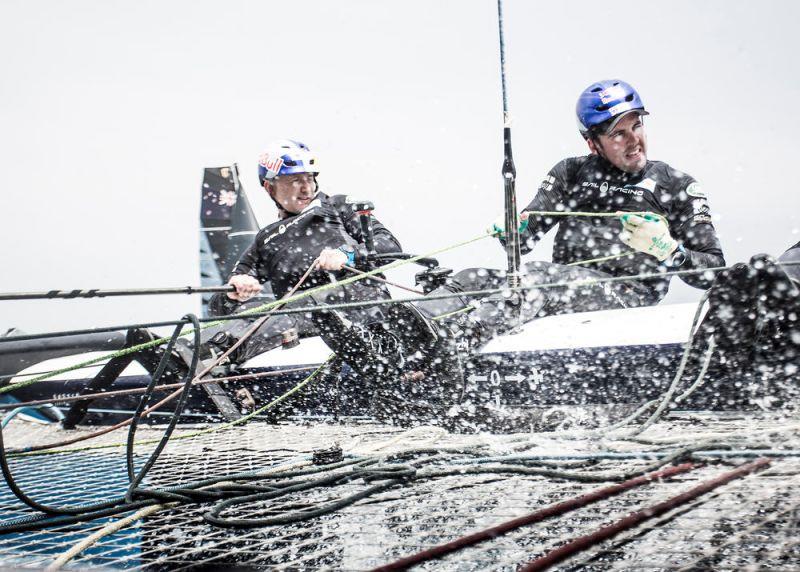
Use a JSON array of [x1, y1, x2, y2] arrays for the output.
[[0, 338, 172, 394], [10, 356, 335, 457], [3, 234, 489, 393], [523, 210, 668, 225], [432, 306, 474, 322], [6, 210, 670, 392], [566, 250, 636, 267], [489, 209, 664, 268]]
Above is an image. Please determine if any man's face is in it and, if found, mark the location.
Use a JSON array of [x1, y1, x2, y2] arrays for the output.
[[265, 173, 317, 214], [588, 112, 648, 173]]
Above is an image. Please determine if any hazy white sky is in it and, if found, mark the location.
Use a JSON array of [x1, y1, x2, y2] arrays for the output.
[[1, 0, 799, 333]]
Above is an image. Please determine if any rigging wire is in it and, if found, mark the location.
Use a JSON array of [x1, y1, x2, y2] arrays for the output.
[[3, 262, 325, 454]]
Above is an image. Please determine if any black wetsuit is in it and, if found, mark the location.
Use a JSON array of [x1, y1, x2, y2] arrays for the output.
[[418, 154, 726, 343], [206, 191, 402, 362]]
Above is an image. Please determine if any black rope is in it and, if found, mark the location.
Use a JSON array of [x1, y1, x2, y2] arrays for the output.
[[4, 260, 799, 346], [125, 314, 201, 502], [0, 438, 768, 535], [0, 317, 195, 516], [0, 285, 234, 302], [0, 262, 752, 346]]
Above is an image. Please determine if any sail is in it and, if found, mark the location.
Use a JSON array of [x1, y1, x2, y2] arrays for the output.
[[199, 165, 262, 315]]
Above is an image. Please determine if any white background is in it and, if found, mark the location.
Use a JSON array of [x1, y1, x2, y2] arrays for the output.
[[1, 0, 798, 333]]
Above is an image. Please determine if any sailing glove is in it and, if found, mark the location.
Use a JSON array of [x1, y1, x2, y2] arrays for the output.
[[487, 212, 530, 238], [618, 212, 678, 261]]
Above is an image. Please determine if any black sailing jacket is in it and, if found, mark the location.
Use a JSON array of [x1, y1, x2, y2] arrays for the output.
[[522, 154, 725, 302], [231, 191, 401, 299]]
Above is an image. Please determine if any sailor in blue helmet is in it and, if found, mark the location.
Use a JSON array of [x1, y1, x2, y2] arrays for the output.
[[414, 80, 726, 349], [519, 79, 725, 296]]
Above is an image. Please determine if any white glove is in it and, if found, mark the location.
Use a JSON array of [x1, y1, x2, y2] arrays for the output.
[[487, 212, 530, 237], [618, 212, 678, 261], [227, 274, 262, 301]]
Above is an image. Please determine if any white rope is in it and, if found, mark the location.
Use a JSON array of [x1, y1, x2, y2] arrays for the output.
[[46, 504, 170, 570], [347, 425, 449, 455], [45, 454, 315, 570]]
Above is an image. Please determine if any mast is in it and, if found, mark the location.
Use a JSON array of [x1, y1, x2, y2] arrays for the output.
[[497, 0, 521, 289]]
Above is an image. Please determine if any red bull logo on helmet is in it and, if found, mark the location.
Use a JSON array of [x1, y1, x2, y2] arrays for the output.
[[258, 153, 284, 177]]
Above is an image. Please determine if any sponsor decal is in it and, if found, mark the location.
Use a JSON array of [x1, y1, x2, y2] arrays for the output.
[[582, 180, 644, 197], [608, 101, 633, 117], [263, 210, 314, 245], [539, 175, 555, 192], [598, 84, 627, 104], [634, 178, 657, 193], [692, 198, 710, 216], [258, 152, 284, 176], [686, 182, 706, 198]]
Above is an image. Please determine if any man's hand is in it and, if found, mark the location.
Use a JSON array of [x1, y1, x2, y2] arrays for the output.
[[316, 247, 350, 271], [618, 212, 678, 261], [227, 274, 262, 301], [487, 211, 531, 237]]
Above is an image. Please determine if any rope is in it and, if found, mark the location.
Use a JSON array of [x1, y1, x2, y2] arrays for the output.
[[4, 255, 787, 346], [5, 262, 325, 455], [432, 306, 474, 322], [10, 357, 333, 456], [0, 234, 488, 392], [44, 454, 321, 569], [0, 285, 233, 302], [201, 442, 714, 530], [45, 503, 170, 571], [341, 266, 424, 295], [199, 263, 729, 322]]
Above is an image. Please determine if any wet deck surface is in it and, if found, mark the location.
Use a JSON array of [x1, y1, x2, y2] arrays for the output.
[[1, 411, 799, 570]]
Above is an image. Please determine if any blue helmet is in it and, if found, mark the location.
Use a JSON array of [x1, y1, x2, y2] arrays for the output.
[[576, 80, 648, 138], [257, 139, 320, 185]]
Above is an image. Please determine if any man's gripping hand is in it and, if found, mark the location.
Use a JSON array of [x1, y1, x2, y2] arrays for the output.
[[227, 274, 263, 302], [316, 247, 351, 271], [618, 212, 678, 261], [487, 211, 531, 238]]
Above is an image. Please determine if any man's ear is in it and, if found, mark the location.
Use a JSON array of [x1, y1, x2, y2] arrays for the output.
[[586, 137, 599, 155], [263, 180, 275, 197]]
